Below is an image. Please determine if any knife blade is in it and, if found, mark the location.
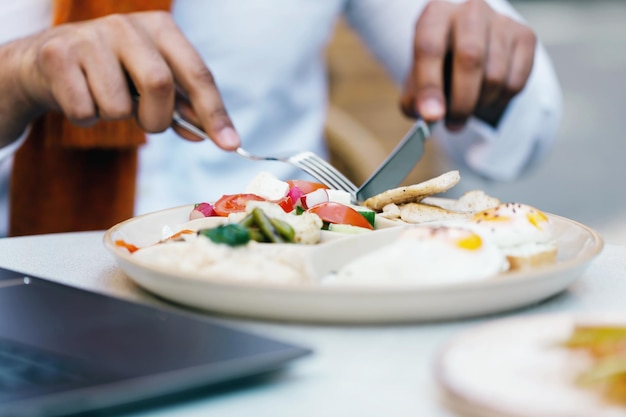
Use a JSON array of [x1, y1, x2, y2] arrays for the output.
[[355, 118, 431, 202]]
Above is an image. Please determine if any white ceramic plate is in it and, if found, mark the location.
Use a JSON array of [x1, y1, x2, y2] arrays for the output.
[[435, 313, 626, 417], [104, 205, 603, 323]]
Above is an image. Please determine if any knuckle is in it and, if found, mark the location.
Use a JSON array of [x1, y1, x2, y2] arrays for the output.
[[37, 26, 101, 70], [455, 43, 485, 71], [506, 18, 537, 47], [142, 69, 174, 98], [519, 28, 538, 48], [414, 37, 445, 59], [101, 13, 134, 34], [36, 37, 71, 69], [148, 10, 175, 27], [192, 65, 217, 87]]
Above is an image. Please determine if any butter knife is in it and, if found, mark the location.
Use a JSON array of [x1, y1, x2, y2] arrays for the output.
[[355, 118, 431, 202]]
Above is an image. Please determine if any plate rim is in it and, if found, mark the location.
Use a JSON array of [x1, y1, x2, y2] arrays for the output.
[[103, 206, 604, 295], [433, 312, 626, 417]]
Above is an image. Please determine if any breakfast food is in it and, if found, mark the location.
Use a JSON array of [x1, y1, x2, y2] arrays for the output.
[[117, 169, 559, 286], [363, 170, 461, 211], [182, 172, 379, 243], [562, 324, 626, 404], [362, 171, 558, 272], [396, 202, 472, 224], [374, 186, 502, 224], [117, 172, 381, 283], [382, 189, 502, 224], [323, 224, 509, 286], [132, 235, 310, 284], [469, 203, 557, 270]]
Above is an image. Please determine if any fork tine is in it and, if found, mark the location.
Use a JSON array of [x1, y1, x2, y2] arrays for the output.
[[302, 154, 358, 193], [293, 153, 358, 193], [298, 163, 347, 191], [294, 163, 344, 190], [289, 158, 339, 188], [301, 159, 357, 193], [171, 111, 357, 192], [307, 155, 359, 193]]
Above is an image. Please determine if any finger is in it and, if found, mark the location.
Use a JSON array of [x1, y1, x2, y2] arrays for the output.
[[101, 14, 176, 133], [506, 26, 536, 97], [36, 37, 99, 126], [481, 27, 537, 125], [447, 0, 490, 128], [130, 12, 240, 150], [400, 73, 418, 118], [478, 17, 514, 110], [408, 0, 456, 122], [80, 43, 134, 122]]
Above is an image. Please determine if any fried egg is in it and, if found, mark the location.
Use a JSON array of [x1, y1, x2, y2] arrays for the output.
[[468, 203, 557, 270], [324, 225, 509, 286]]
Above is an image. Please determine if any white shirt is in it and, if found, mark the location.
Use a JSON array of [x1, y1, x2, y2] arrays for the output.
[[0, 0, 562, 235], [138, 0, 562, 214], [0, 0, 51, 236]]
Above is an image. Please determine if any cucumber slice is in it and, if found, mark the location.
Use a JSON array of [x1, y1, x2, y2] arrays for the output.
[[328, 223, 373, 234], [356, 210, 376, 228], [345, 204, 376, 228]]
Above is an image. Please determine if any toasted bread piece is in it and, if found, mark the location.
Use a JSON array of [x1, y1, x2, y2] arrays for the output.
[[399, 202, 472, 224], [378, 203, 401, 220], [363, 170, 461, 211], [423, 190, 501, 213], [504, 242, 558, 271]]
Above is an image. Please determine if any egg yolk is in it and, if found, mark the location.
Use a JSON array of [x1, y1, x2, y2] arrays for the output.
[[456, 233, 483, 251], [472, 209, 510, 223], [527, 210, 548, 230]]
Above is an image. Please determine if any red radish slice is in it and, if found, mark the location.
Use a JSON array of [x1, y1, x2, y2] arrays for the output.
[[189, 202, 216, 220], [301, 188, 329, 209]]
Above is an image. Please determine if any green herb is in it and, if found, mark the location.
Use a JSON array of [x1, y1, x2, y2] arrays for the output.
[[198, 208, 296, 246], [199, 224, 251, 246]]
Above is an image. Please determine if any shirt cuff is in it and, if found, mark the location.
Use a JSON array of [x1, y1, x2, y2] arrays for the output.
[[0, 127, 29, 163]]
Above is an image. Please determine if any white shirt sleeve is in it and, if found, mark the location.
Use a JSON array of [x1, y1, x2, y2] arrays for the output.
[[0, 128, 29, 163], [344, 0, 563, 181]]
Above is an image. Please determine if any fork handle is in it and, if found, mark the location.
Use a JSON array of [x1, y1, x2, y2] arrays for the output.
[[172, 110, 212, 141]]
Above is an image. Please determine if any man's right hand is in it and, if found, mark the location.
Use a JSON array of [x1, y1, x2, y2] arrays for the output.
[[3, 11, 240, 149]]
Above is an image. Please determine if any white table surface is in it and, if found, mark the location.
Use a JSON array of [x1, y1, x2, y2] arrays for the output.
[[0, 231, 624, 417]]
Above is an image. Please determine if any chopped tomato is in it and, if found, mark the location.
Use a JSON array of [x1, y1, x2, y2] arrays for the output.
[[307, 202, 374, 230], [274, 196, 295, 213], [286, 180, 329, 195], [115, 239, 140, 253], [163, 229, 195, 242], [213, 193, 266, 216]]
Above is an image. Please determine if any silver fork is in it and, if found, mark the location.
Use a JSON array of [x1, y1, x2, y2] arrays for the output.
[[172, 111, 359, 194]]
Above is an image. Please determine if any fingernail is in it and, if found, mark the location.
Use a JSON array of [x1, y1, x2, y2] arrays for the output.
[[217, 127, 240, 149], [420, 98, 444, 119]]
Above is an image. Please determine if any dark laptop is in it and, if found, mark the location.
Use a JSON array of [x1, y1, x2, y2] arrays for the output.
[[0, 267, 310, 417]]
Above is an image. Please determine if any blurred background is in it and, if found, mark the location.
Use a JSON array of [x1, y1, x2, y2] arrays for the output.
[[326, 0, 626, 245]]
